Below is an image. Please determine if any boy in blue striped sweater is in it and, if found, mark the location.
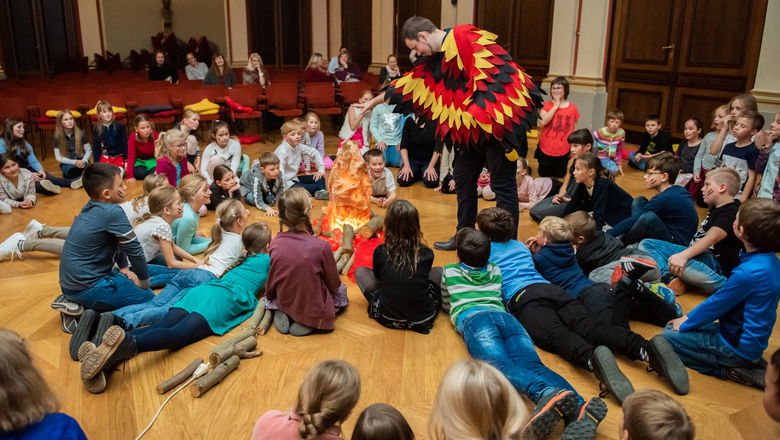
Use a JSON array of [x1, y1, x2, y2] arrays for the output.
[[441, 227, 606, 440]]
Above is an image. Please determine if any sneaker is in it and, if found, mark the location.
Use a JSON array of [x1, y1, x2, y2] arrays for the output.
[[0, 232, 24, 262], [78, 342, 107, 394], [274, 310, 291, 334], [79, 326, 136, 381], [591, 345, 634, 405], [70, 176, 83, 190], [725, 366, 766, 389], [646, 282, 676, 304], [673, 302, 683, 318], [92, 312, 117, 346], [522, 389, 579, 440], [561, 397, 608, 440], [51, 295, 84, 316], [314, 189, 330, 200], [60, 313, 79, 334], [646, 335, 689, 395], [22, 219, 44, 239], [611, 256, 657, 284], [39, 179, 61, 194], [69, 309, 97, 361]]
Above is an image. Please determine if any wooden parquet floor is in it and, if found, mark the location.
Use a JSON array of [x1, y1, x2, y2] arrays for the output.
[[1, 133, 777, 440]]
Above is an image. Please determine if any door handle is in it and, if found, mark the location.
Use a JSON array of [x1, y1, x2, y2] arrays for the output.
[[662, 44, 675, 50]]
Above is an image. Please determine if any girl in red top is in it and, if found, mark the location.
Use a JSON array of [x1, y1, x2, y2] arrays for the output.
[[536, 77, 580, 178], [264, 187, 346, 336], [126, 115, 159, 182], [154, 129, 190, 186]]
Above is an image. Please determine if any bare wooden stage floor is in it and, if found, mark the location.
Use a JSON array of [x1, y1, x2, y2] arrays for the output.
[[1, 137, 777, 440]]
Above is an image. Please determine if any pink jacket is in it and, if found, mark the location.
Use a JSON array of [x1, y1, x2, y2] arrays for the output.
[[155, 156, 190, 186], [517, 175, 553, 210]]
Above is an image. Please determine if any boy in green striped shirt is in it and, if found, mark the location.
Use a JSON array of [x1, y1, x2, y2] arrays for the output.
[[441, 227, 607, 440]]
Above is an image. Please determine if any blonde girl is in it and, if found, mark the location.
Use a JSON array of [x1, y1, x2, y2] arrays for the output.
[[265, 187, 346, 336], [200, 120, 243, 184], [172, 173, 212, 254], [91, 100, 128, 170], [120, 173, 168, 224], [80, 223, 273, 394], [113, 199, 248, 330], [0, 329, 87, 437], [126, 114, 159, 182], [174, 109, 202, 169], [154, 129, 190, 186], [302, 112, 333, 170], [252, 360, 361, 440], [429, 359, 528, 440], [53, 110, 91, 186], [243, 52, 270, 87], [338, 89, 373, 152], [133, 186, 201, 288]]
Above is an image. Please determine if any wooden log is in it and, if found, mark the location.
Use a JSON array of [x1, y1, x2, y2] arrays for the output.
[[258, 309, 273, 335], [209, 336, 257, 366], [245, 301, 266, 330], [156, 358, 203, 394], [358, 215, 384, 238], [336, 253, 351, 272], [190, 355, 240, 398], [333, 247, 344, 262], [341, 253, 356, 275], [341, 225, 355, 255]]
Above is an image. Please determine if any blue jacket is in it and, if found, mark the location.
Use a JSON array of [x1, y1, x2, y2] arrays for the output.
[[533, 243, 594, 297], [0, 139, 43, 172], [680, 251, 780, 361], [610, 185, 698, 245]]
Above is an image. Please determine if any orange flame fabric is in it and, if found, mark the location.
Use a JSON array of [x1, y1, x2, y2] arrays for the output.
[[327, 140, 372, 230]]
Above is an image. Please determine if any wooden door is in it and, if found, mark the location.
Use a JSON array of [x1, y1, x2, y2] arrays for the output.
[[340, 0, 372, 71], [394, 0, 441, 71], [475, 0, 554, 83], [247, 0, 312, 69], [607, 0, 766, 139]]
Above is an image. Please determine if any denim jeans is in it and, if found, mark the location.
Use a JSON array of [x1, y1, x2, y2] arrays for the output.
[[63, 270, 155, 312], [638, 239, 726, 293], [291, 174, 326, 195], [114, 268, 216, 330], [628, 151, 648, 171], [147, 263, 183, 289], [663, 322, 756, 379], [60, 164, 85, 179], [458, 309, 581, 405], [607, 197, 676, 245], [383, 145, 402, 168]]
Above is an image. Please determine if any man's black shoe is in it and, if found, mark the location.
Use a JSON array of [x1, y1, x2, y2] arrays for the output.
[[434, 236, 456, 251]]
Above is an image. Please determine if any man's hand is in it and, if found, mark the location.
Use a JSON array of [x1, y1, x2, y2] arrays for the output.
[[667, 253, 689, 277], [423, 166, 438, 181], [668, 315, 688, 331], [398, 166, 413, 180]]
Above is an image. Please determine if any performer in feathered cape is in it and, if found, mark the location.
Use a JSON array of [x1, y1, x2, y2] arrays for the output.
[[359, 16, 543, 250]]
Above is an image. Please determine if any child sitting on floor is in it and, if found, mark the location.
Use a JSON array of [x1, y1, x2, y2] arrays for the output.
[[528, 216, 680, 327], [154, 129, 191, 186], [252, 360, 360, 440], [351, 403, 415, 440], [639, 167, 743, 296], [369, 103, 404, 167], [719, 110, 763, 202], [274, 120, 328, 199], [0, 154, 36, 215], [339, 89, 373, 152], [607, 152, 698, 246], [363, 148, 397, 208], [200, 121, 244, 184], [592, 108, 626, 176], [91, 101, 128, 172], [690, 105, 729, 205], [119, 173, 168, 224], [628, 114, 672, 171], [477, 207, 688, 404], [619, 390, 694, 440], [355, 200, 441, 334], [664, 198, 780, 389], [207, 164, 241, 210], [301, 112, 333, 170], [562, 153, 633, 230], [241, 152, 283, 216], [125, 114, 157, 182], [265, 187, 346, 336], [53, 110, 91, 187], [516, 158, 553, 211], [78, 222, 272, 394], [172, 174, 212, 255], [440, 227, 607, 439], [674, 117, 703, 187]]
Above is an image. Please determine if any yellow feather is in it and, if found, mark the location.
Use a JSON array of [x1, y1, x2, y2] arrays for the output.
[[493, 108, 504, 125], [502, 103, 513, 118], [477, 120, 493, 134], [453, 109, 462, 129]]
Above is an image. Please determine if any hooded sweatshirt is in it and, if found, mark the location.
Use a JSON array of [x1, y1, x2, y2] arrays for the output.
[[575, 232, 637, 275], [533, 243, 593, 297]]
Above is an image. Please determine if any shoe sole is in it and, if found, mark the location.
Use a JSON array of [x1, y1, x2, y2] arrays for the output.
[[70, 179, 83, 190], [23, 221, 42, 239], [620, 255, 657, 270], [725, 368, 766, 389], [60, 313, 78, 334], [592, 346, 634, 405], [51, 295, 84, 316], [649, 336, 690, 395], [561, 397, 608, 440], [610, 265, 625, 285], [69, 309, 96, 361], [39, 180, 61, 194], [92, 312, 116, 346], [80, 326, 125, 381], [523, 390, 579, 440], [667, 278, 687, 297]]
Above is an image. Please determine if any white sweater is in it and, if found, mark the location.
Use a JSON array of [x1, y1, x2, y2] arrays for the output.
[[274, 141, 325, 189], [200, 139, 242, 183]]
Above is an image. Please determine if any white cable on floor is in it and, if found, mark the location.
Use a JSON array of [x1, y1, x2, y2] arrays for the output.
[[135, 362, 210, 440]]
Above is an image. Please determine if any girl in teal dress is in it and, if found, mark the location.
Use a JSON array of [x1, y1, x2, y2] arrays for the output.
[[77, 222, 272, 393], [172, 173, 212, 254]]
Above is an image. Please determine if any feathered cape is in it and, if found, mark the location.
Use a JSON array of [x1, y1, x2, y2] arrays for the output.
[[386, 24, 543, 149]]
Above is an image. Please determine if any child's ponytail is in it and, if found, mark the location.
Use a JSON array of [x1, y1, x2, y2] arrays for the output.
[[277, 187, 314, 234], [295, 360, 361, 440], [133, 185, 178, 226], [578, 152, 613, 180], [203, 199, 245, 264], [220, 222, 272, 284], [132, 174, 168, 213]]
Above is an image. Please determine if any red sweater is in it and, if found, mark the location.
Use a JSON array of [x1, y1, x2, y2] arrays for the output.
[[155, 155, 190, 186], [266, 231, 342, 329], [126, 131, 159, 176]]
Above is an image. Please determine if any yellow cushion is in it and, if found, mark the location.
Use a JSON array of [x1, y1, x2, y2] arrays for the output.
[[199, 109, 219, 115], [184, 98, 219, 113], [85, 105, 127, 115], [45, 110, 82, 118]]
